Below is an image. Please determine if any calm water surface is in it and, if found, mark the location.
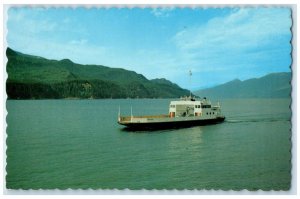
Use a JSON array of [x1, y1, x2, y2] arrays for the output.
[[6, 99, 291, 190]]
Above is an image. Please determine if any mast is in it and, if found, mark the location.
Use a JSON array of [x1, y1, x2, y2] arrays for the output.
[[131, 106, 133, 122], [118, 105, 121, 122], [189, 70, 192, 98]]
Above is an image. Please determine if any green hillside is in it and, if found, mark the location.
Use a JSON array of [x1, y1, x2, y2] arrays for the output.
[[195, 72, 291, 99], [6, 48, 190, 99]]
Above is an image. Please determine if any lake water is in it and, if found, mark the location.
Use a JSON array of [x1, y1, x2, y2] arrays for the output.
[[6, 99, 291, 190]]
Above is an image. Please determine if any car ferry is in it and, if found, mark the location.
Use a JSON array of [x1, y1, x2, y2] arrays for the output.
[[118, 96, 225, 130]]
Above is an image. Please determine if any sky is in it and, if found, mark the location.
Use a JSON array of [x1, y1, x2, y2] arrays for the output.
[[6, 7, 292, 90]]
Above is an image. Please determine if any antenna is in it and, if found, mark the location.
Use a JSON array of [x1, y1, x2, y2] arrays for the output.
[[189, 70, 192, 98], [131, 106, 133, 122], [118, 105, 121, 122]]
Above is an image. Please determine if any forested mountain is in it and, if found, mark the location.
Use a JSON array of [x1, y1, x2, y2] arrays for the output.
[[195, 72, 291, 99], [6, 48, 190, 99]]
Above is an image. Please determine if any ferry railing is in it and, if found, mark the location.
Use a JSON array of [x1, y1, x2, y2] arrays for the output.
[[119, 114, 169, 122]]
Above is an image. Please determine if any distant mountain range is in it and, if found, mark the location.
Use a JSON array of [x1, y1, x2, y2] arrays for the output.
[[6, 48, 190, 99], [6, 48, 291, 100], [195, 72, 291, 99]]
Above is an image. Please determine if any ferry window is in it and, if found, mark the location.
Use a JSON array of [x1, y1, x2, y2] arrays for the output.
[[213, 112, 214, 114], [206, 112, 208, 115]]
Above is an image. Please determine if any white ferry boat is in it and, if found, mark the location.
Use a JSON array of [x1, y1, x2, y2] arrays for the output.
[[118, 96, 225, 130]]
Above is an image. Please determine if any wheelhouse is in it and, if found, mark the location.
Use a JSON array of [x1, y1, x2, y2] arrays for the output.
[[168, 97, 221, 118]]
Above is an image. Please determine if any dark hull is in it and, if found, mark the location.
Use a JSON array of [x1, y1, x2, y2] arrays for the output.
[[119, 116, 225, 131]]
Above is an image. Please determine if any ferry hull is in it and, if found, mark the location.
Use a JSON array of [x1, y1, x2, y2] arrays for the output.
[[119, 116, 225, 130]]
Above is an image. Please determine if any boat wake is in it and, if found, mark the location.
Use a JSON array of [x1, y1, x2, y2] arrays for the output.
[[226, 118, 290, 123]]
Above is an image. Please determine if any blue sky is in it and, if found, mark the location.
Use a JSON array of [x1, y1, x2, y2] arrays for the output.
[[6, 7, 292, 90]]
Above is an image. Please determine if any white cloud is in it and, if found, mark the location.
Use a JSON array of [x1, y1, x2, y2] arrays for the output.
[[7, 8, 98, 64], [8, 8, 57, 35], [7, 8, 88, 40], [63, 17, 70, 24], [172, 8, 291, 73], [69, 39, 88, 45], [174, 8, 291, 52], [151, 7, 174, 18], [7, 28, 107, 66]]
